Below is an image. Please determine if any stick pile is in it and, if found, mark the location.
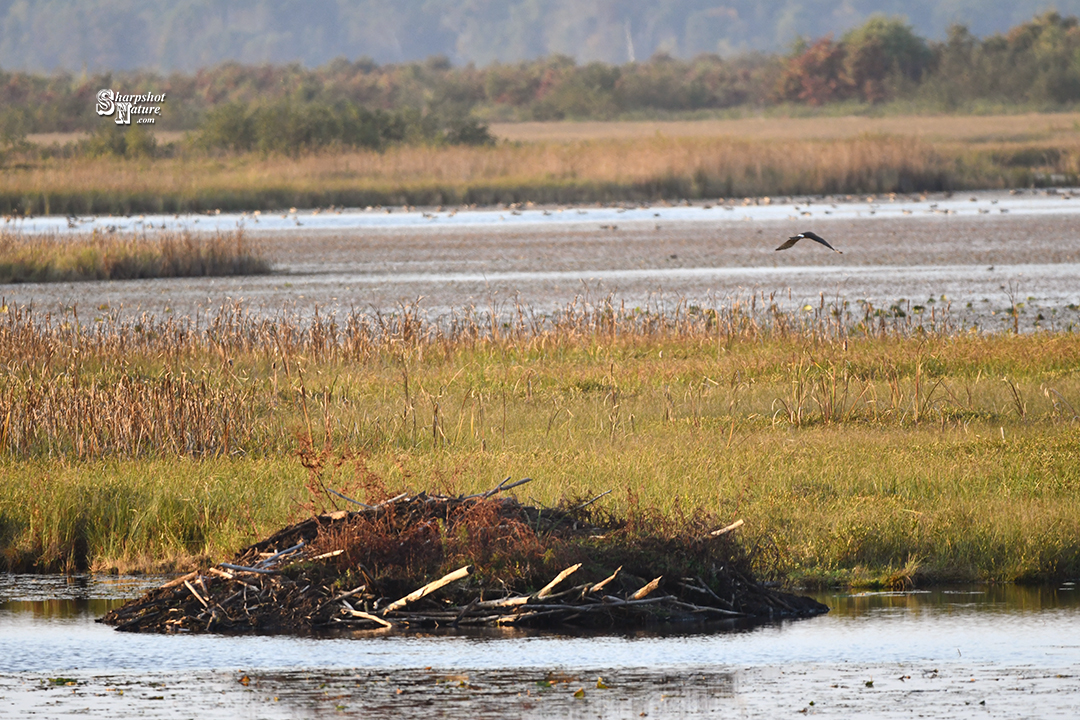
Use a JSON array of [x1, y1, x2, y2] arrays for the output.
[[100, 481, 828, 634]]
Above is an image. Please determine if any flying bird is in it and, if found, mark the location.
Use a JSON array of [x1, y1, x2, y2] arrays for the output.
[[775, 231, 842, 254]]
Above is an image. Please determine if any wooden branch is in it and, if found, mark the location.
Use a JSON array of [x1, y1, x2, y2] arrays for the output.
[[667, 599, 748, 617], [184, 580, 209, 608], [462, 476, 535, 500], [257, 541, 306, 567], [331, 584, 368, 603], [327, 488, 372, 508], [481, 476, 513, 498], [159, 570, 199, 590], [629, 576, 662, 600], [375, 492, 409, 508], [220, 563, 278, 575], [536, 563, 582, 599], [383, 565, 472, 614], [474, 594, 531, 609], [208, 567, 235, 580], [572, 489, 612, 511], [341, 601, 393, 628], [309, 549, 344, 561], [710, 519, 745, 537], [588, 566, 621, 594]]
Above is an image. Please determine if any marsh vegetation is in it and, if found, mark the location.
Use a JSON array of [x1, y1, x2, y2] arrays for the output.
[[1, 298, 1076, 587]]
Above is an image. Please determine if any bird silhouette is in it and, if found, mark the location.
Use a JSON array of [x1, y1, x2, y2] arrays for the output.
[[775, 231, 842, 254]]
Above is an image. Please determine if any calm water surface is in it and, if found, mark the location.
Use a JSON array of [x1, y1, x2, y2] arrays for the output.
[[1, 575, 1078, 718]]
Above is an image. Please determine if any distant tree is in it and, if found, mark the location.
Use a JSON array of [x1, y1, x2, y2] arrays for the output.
[[776, 37, 851, 105], [842, 17, 931, 102]]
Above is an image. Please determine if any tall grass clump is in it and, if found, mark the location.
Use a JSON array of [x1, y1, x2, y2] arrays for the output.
[[0, 229, 269, 283], [1, 297, 1078, 581]]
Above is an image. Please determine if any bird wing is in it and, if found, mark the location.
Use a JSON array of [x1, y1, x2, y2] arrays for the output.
[[802, 231, 842, 253], [774, 236, 801, 251]]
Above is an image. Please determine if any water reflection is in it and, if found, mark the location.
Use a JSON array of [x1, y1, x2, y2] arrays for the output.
[[3, 575, 1080, 717], [819, 583, 1080, 617]]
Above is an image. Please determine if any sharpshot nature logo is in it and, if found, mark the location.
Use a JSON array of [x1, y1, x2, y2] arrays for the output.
[[96, 89, 166, 125]]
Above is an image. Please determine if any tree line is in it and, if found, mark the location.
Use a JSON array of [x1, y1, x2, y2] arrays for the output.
[[3, 13, 1080, 155]]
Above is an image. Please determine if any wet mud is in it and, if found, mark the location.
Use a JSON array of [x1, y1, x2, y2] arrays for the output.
[[4, 192, 1080, 333]]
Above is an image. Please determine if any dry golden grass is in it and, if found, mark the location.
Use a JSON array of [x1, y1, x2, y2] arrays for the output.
[[7, 131, 1069, 214], [490, 112, 1080, 142], [0, 228, 269, 282]]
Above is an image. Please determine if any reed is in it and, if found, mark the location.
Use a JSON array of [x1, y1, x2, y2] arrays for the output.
[[0, 229, 269, 282], [3, 131, 1076, 214], [0, 299, 1077, 584]]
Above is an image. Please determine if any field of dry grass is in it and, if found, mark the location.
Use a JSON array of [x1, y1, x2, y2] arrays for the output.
[[6, 113, 1080, 214], [489, 112, 1080, 142]]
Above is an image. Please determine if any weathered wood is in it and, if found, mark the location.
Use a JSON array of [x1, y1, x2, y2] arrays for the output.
[[629, 576, 662, 600], [184, 580, 209, 608], [159, 570, 199, 590], [588, 566, 621, 594], [341, 601, 393, 628], [383, 565, 473, 614], [256, 541, 305, 567], [710, 519, 745, 536], [572, 489, 612, 511], [536, 563, 582, 599], [327, 488, 372, 508], [220, 563, 278, 575]]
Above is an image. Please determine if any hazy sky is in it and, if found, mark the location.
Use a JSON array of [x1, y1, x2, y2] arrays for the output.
[[0, 0, 1075, 71]]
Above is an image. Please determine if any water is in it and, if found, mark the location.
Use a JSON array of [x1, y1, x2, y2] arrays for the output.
[[4, 190, 1080, 332], [1, 575, 1078, 717]]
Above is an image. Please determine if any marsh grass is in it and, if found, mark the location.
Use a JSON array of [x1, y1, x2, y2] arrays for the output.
[[0, 229, 269, 283], [0, 298, 1078, 583], [3, 130, 1078, 214]]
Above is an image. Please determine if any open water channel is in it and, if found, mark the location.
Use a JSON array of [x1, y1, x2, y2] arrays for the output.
[[1, 575, 1079, 718]]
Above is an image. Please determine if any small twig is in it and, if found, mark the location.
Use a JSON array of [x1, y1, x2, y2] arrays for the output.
[[709, 519, 745, 537], [572, 489, 612, 511], [375, 492, 409, 507], [327, 488, 372, 508], [256, 541, 306, 567]]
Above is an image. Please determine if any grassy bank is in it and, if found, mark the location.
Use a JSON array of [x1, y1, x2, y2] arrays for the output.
[[0, 229, 269, 283], [1, 299, 1078, 586], [5, 124, 1080, 215]]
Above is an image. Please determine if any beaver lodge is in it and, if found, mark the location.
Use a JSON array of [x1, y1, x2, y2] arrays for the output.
[[101, 478, 827, 633]]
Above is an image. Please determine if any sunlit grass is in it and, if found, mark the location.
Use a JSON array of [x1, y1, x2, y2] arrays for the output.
[[4, 127, 1080, 214], [0, 300, 1077, 584], [0, 229, 269, 283]]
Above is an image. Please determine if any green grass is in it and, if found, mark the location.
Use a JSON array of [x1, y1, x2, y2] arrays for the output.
[[1, 301, 1078, 586]]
